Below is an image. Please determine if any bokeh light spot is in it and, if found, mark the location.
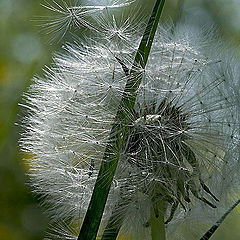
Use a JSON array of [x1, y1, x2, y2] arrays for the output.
[[11, 33, 42, 64]]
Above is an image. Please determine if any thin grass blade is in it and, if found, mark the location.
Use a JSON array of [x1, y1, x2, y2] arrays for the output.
[[77, 1, 165, 239]]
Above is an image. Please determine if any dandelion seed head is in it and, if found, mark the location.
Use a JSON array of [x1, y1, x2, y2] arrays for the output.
[[20, 4, 240, 239], [109, 25, 240, 239]]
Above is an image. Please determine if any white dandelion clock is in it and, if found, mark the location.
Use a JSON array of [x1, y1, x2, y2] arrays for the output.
[[106, 28, 240, 239], [20, 1, 240, 240], [20, 41, 130, 222]]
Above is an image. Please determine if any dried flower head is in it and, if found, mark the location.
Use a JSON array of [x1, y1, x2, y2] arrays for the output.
[[111, 28, 240, 239], [20, 2, 240, 240]]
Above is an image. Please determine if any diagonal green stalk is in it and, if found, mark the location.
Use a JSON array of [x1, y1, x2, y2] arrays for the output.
[[143, 0, 165, 65], [77, 1, 165, 240], [200, 199, 240, 240]]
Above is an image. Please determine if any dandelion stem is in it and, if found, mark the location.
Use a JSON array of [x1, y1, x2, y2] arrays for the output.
[[199, 199, 240, 240], [77, 1, 165, 239], [151, 200, 167, 240]]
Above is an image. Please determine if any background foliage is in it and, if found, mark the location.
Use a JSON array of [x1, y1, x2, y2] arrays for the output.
[[0, 0, 240, 239]]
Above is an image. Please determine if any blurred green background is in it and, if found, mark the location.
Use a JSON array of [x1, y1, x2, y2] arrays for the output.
[[0, 0, 240, 239]]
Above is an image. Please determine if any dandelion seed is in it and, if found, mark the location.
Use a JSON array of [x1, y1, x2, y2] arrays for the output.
[[40, 0, 136, 42]]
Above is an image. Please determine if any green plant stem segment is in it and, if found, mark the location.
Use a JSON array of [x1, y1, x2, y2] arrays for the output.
[[77, 1, 166, 240], [151, 200, 167, 240], [200, 199, 240, 240]]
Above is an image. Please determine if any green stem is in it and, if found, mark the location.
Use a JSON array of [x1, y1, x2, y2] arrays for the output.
[[132, 0, 165, 70], [143, 0, 166, 66], [77, 1, 165, 240], [200, 199, 240, 240], [151, 200, 167, 240]]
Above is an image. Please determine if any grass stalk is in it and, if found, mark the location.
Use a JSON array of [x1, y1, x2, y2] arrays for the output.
[[77, 1, 165, 239]]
